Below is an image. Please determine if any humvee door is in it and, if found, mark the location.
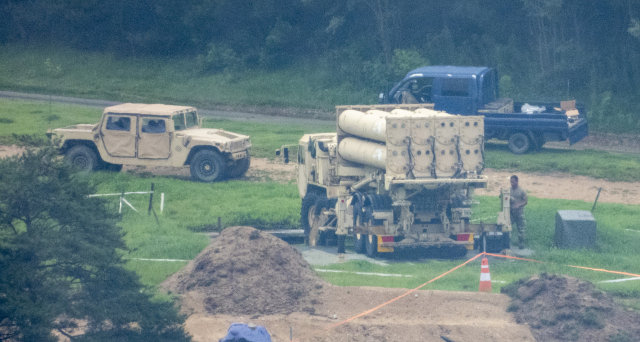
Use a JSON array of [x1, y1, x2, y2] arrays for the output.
[[101, 115, 136, 157], [138, 117, 171, 159]]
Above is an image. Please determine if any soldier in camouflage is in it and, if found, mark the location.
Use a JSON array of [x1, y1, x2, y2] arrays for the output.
[[510, 175, 528, 249]]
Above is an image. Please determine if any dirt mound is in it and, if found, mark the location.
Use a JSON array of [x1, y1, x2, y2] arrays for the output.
[[501, 273, 640, 342], [161, 226, 327, 316]]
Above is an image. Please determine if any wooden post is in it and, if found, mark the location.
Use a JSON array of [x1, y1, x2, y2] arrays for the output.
[[148, 183, 154, 215], [591, 187, 602, 212]]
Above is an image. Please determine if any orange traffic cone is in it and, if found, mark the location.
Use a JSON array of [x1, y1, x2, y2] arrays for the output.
[[479, 257, 492, 292]]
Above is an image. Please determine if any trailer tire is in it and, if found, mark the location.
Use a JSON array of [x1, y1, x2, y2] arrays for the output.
[[354, 234, 365, 254], [508, 132, 531, 154], [365, 234, 378, 258]]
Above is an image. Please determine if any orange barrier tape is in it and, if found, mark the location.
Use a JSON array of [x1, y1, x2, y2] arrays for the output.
[[291, 253, 483, 341], [483, 252, 544, 263], [485, 252, 640, 278], [566, 265, 640, 278], [291, 251, 640, 341]]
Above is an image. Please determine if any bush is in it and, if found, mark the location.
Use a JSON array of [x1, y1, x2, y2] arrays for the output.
[[197, 43, 245, 74], [391, 49, 429, 79]]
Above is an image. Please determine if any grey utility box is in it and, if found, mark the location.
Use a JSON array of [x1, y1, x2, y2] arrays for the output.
[[555, 210, 597, 249]]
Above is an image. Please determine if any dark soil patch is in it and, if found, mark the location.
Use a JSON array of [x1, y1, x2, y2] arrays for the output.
[[161, 226, 327, 316], [501, 273, 640, 342]]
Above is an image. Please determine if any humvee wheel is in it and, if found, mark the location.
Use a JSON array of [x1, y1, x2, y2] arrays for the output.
[[365, 234, 378, 258], [190, 150, 226, 182], [227, 156, 250, 179], [65, 145, 99, 172]]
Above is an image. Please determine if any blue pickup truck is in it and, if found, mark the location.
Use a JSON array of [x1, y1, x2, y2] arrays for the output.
[[379, 66, 589, 154]]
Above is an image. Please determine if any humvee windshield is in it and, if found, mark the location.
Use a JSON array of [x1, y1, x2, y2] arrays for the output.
[[172, 111, 199, 131]]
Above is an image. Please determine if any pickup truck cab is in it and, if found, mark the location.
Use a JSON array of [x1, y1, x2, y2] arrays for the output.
[[47, 103, 251, 182], [380, 66, 589, 154]]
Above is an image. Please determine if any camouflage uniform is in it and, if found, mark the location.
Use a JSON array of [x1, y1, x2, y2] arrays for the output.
[[510, 185, 528, 248]]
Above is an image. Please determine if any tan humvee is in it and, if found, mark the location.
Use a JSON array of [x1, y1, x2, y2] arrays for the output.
[[46, 103, 251, 182]]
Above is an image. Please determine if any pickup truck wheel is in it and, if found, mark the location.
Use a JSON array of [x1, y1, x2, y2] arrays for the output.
[[365, 234, 378, 258], [190, 150, 226, 182], [65, 145, 99, 172], [226, 156, 250, 179], [508, 132, 531, 154]]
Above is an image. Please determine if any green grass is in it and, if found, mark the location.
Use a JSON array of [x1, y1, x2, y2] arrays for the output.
[[0, 98, 335, 157], [86, 171, 302, 287], [3, 97, 640, 182], [2, 97, 640, 310], [203, 118, 334, 158], [0, 98, 103, 145], [0, 45, 374, 111], [317, 195, 640, 309], [485, 142, 640, 182]]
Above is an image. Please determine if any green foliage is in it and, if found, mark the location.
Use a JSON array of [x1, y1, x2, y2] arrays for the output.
[[196, 43, 245, 75], [391, 49, 429, 79], [0, 145, 191, 341], [499, 75, 514, 98], [588, 91, 640, 133]]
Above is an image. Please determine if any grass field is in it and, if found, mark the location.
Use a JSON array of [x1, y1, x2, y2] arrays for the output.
[[2, 95, 640, 311], [0, 45, 373, 112], [3, 98, 640, 181]]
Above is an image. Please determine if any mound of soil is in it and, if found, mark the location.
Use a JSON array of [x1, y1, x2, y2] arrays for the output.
[[161, 226, 327, 316], [501, 273, 640, 342]]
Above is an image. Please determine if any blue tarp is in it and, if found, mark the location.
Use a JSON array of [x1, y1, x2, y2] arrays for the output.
[[219, 323, 272, 342]]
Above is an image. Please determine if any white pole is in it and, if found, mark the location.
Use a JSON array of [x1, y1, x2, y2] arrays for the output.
[[119, 196, 123, 214], [160, 193, 164, 214]]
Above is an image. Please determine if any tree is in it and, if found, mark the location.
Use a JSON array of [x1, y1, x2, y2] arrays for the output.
[[0, 144, 191, 342]]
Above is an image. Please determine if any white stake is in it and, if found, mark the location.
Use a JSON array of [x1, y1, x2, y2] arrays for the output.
[[160, 193, 165, 214]]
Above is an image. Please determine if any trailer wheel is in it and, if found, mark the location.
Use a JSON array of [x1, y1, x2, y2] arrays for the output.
[[354, 234, 365, 254], [365, 234, 378, 258], [300, 193, 320, 246], [508, 132, 531, 154]]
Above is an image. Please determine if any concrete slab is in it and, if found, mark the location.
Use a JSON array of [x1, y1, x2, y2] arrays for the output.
[[294, 245, 389, 266]]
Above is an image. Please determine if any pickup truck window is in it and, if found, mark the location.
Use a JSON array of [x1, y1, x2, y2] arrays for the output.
[[185, 111, 198, 128], [442, 78, 471, 97], [106, 116, 131, 131], [172, 114, 186, 131]]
